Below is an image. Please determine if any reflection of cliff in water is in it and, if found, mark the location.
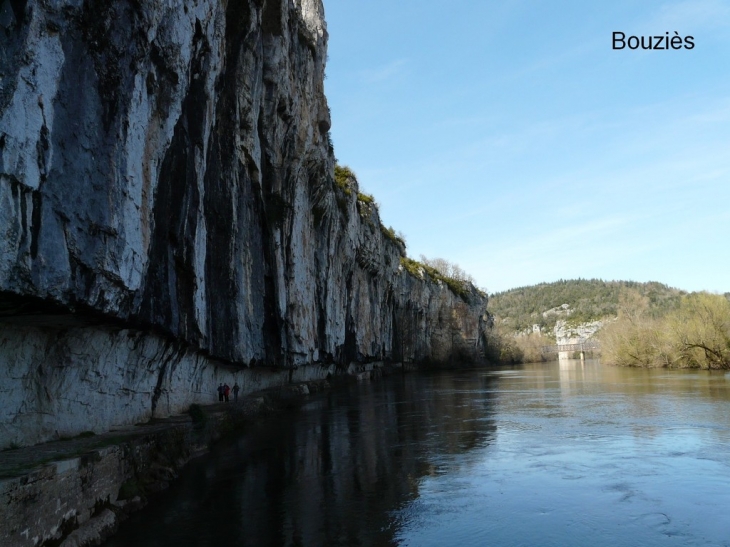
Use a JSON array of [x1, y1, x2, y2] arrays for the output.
[[103, 373, 499, 547]]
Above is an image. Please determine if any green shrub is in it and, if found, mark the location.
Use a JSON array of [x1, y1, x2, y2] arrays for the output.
[[400, 256, 423, 277], [443, 277, 469, 300], [334, 164, 355, 196], [380, 224, 406, 247]]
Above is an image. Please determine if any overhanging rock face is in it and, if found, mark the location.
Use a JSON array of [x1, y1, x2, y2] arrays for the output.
[[0, 0, 487, 447]]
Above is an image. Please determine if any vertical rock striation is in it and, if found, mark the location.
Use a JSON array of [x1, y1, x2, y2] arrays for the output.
[[0, 0, 487, 448]]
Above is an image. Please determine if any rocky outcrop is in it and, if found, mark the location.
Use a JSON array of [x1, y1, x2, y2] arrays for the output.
[[0, 0, 487, 449], [554, 319, 603, 345]]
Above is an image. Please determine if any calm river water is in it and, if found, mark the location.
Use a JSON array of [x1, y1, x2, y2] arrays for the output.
[[104, 360, 730, 546]]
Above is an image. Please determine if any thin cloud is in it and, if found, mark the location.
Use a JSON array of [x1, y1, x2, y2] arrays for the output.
[[358, 59, 408, 84], [504, 216, 632, 253], [651, 0, 730, 29]]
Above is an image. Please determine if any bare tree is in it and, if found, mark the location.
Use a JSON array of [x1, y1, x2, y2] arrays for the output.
[[419, 255, 474, 284]]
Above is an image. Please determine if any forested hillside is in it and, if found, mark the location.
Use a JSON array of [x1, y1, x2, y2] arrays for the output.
[[489, 279, 686, 333]]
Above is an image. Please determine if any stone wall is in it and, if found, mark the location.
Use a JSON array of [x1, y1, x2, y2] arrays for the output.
[[0, 418, 219, 547]]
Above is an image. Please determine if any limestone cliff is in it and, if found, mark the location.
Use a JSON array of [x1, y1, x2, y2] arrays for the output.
[[0, 0, 487, 447]]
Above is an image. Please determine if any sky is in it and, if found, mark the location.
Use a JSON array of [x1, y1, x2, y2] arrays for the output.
[[322, 0, 730, 295]]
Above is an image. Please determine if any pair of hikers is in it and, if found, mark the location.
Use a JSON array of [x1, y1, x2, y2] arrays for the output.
[[217, 382, 240, 402]]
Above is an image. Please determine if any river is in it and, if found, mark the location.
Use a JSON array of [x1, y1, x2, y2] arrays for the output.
[[103, 360, 730, 546]]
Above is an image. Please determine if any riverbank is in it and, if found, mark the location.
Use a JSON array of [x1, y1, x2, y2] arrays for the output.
[[0, 362, 412, 547], [599, 292, 730, 369]]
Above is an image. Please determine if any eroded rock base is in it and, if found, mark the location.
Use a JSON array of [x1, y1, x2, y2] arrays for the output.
[[0, 322, 338, 448], [0, 379, 358, 547]]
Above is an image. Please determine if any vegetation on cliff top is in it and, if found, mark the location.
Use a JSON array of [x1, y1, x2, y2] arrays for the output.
[[400, 256, 486, 301], [380, 224, 406, 248], [334, 164, 482, 303], [334, 164, 355, 196], [334, 164, 404, 244]]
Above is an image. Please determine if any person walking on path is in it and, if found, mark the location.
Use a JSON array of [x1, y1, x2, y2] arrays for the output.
[[233, 382, 240, 403], [217, 383, 224, 402], [223, 383, 230, 402]]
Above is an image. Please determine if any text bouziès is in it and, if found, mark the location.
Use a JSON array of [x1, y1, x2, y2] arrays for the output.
[[612, 32, 694, 50]]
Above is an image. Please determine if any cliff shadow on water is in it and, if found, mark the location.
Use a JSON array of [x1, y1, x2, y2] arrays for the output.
[[102, 372, 500, 547]]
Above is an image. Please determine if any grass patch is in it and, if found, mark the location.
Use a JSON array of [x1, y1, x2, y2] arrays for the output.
[[357, 192, 375, 205], [442, 277, 469, 300], [380, 224, 406, 248], [400, 256, 423, 278], [334, 164, 354, 196]]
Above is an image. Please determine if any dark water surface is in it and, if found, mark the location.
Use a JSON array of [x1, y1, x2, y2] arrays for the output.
[[103, 361, 730, 546]]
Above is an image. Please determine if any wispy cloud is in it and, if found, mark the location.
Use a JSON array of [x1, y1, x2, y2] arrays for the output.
[[486, 216, 634, 257], [460, 215, 659, 293], [358, 59, 408, 84], [650, 0, 730, 29]]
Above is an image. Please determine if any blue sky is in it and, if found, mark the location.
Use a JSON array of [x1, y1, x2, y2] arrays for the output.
[[323, 0, 730, 294]]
